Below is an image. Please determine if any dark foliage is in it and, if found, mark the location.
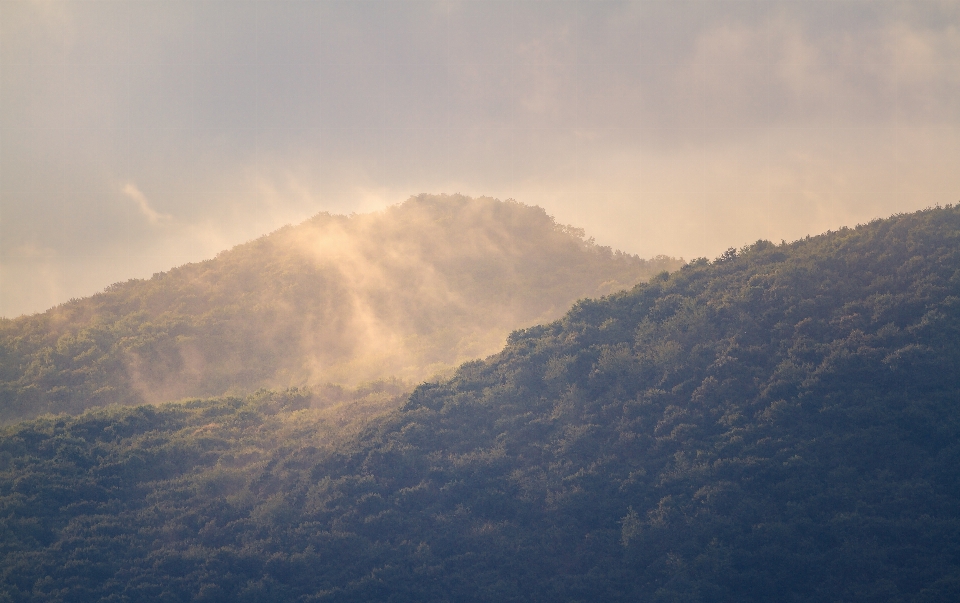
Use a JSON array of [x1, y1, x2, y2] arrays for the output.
[[2, 206, 960, 601]]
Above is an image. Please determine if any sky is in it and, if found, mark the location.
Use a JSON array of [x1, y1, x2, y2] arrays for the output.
[[1, 0, 958, 318]]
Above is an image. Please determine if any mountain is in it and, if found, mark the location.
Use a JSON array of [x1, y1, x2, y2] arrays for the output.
[[3, 205, 959, 602], [0, 195, 680, 422]]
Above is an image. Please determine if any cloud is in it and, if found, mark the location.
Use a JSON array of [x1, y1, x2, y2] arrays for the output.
[[1, 1, 958, 318], [665, 10, 960, 132], [121, 183, 172, 225]]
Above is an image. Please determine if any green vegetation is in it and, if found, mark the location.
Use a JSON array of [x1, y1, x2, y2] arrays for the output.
[[0, 195, 679, 422], [3, 205, 960, 601]]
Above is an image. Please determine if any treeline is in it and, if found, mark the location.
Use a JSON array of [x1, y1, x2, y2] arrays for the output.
[[3, 206, 960, 601], [0, 195, 680, 423]]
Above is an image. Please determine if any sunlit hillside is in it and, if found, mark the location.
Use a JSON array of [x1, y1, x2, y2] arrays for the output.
[[0, 194, 681, 422]]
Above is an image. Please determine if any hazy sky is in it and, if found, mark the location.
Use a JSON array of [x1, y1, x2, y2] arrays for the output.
[[2, 0, 958, 317]]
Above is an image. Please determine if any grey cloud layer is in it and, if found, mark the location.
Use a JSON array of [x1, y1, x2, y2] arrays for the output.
[[2, 0, 958, 317]]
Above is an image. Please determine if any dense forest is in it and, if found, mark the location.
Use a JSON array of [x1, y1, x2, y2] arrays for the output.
[[2, 205, 959, 601], [0, 195, 680, 423]]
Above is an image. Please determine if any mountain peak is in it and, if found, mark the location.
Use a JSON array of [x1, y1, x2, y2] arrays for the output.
[[0, 195, 681, 422]]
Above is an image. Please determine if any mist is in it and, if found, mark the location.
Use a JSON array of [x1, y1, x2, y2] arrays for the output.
[[2, 0, 958, 317], [0, 195, 681, 422]]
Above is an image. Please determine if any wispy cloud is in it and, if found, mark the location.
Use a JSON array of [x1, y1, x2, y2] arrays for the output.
[[121, 183, 172, 225]]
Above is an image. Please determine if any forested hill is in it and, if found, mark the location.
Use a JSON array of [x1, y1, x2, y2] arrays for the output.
[[3, 206, 959, 602], [0, 194, 679, 422]]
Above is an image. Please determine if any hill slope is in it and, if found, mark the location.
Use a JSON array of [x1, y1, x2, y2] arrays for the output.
[[0, 195, 679, 422], [2, 206, 959, 601]]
